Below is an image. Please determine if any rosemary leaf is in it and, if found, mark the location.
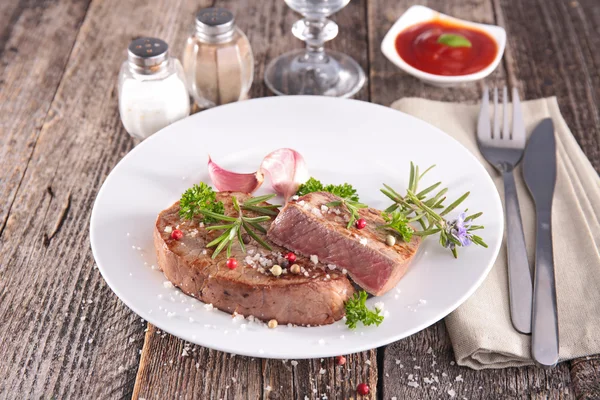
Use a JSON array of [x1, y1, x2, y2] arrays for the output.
[[440, 192, 470, 217]]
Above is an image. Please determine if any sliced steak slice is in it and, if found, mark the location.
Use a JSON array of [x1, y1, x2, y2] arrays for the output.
[[267, 192, 421, 296], [154, 191, 354, 326]]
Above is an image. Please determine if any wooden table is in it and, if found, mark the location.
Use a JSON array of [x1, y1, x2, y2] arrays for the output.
[[1, 0, 599, 398]]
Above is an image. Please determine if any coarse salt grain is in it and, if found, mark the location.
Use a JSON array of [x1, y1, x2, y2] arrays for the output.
[[448, 389, 456, 397], [310, 255, 319, 264], [204, 303, 214, 311], [164, 226, 173, 233], [407, 381, 419, 388], [291, 360, 298, 366], [163, 281, 174, 289], [319, 368, 326, 374], [455, 375, 463, 382], [365, 360, 371, 365], [298, 200, 305, 206], [320, 204, 328, 213], [167, 312, 176, 318], [359, 237, 367, 246], [374, 302, 384, 311], [291, 195, 299, 201]]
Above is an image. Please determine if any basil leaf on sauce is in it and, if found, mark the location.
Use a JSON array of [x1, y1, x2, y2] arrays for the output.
[[437, 33, 472, 48]]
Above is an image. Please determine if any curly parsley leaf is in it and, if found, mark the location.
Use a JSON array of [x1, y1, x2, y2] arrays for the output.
[[344, 291, 384, 329], [297, 177, 359, 202], [179, 182, 224, 223], [324, 183, 359, 202], [296, 177, 325, 196], [381, 211, 415, 242]]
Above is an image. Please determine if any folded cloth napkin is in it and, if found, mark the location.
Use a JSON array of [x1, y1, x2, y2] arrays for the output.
[[391, 97, 600, 369]]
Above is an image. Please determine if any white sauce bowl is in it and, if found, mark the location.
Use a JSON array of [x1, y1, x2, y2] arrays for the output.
[[381, 5, 506, 87]]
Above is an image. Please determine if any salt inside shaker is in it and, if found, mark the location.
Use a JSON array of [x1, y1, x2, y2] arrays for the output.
[[183, 8, 254, 108], [118, 37, 190, 140]]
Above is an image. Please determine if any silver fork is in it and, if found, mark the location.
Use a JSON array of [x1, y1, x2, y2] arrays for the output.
[[477, 86, 533, 334]]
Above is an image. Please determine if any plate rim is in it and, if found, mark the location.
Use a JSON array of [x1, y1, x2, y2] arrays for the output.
[[90, 96, 504, 358]]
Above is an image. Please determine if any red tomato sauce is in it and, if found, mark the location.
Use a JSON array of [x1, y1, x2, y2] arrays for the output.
[[395, 19, 497, 76]]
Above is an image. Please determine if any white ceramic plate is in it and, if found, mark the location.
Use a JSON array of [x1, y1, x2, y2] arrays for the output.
[[90, 96, 503, 359]]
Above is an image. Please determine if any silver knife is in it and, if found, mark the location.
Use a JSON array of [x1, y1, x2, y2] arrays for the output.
[[522, 118, 559, 367]]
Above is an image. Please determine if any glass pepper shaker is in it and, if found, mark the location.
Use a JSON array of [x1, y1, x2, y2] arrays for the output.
[[182, 8, 254, 108], [118, 37, 190, 140]]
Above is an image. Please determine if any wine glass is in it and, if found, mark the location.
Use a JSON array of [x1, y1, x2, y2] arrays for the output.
[[264, 0, 366, 97]]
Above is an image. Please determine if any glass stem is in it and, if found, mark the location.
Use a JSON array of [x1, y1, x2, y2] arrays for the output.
[[293, 17, 337, 63]]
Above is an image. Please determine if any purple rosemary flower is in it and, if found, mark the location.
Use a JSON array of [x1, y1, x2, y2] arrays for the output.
[[444, 212, 472, 248]]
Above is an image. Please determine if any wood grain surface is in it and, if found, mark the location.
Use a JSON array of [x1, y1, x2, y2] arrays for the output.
[[0, 0, 598, 399]]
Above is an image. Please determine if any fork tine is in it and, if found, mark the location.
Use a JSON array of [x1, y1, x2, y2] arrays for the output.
[[512, 88, 525, 145], [493, 87, 500, 139], [502, 86, 509, 140], [477, 86, 490, 142]]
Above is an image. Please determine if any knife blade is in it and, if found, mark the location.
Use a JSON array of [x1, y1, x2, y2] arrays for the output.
[[522, 118, 559, 367]]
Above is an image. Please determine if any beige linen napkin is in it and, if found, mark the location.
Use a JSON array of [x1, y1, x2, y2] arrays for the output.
[[392, 97, 600, 369]]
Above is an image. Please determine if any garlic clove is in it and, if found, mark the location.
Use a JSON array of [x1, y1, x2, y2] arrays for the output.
[[207, 155, 264, 193], [260, 148, 309, 202]]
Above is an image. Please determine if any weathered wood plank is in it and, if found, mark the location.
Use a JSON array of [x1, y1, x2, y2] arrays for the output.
[[0, 0, 91, 237], [0, 0, 214, 398], [381, 322, 573, 399], [132, 0, 377, 399]]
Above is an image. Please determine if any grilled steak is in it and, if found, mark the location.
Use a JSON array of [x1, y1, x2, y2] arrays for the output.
[[267, 192, 421, 296], [154, 192, 355, 326]]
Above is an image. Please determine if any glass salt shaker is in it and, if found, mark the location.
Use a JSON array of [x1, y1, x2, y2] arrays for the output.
[[183, 8, 254, 108], [118, 37, 190, 140]]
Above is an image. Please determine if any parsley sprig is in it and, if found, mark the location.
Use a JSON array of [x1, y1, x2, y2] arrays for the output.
[[179, 183, 225, 223], [297, 178, 366, 228], [381, 162, 487, 258], [297, 178, 360, 201], [344, 291, 384, 329], [380, 211, 414, 242]]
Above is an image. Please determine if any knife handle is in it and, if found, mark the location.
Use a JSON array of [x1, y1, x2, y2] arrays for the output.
[[531, 209, 559, 366], [503, 171, 533, 334]]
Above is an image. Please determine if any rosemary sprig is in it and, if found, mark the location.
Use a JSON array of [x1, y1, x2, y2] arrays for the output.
[[202, 194, 278, 259], [381, 163, 488, 258], [326, 198, 368, 229]]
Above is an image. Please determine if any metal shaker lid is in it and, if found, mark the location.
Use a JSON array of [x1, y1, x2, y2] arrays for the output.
[[127, 37, 169, 71], [195, 8, 235, 42]]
